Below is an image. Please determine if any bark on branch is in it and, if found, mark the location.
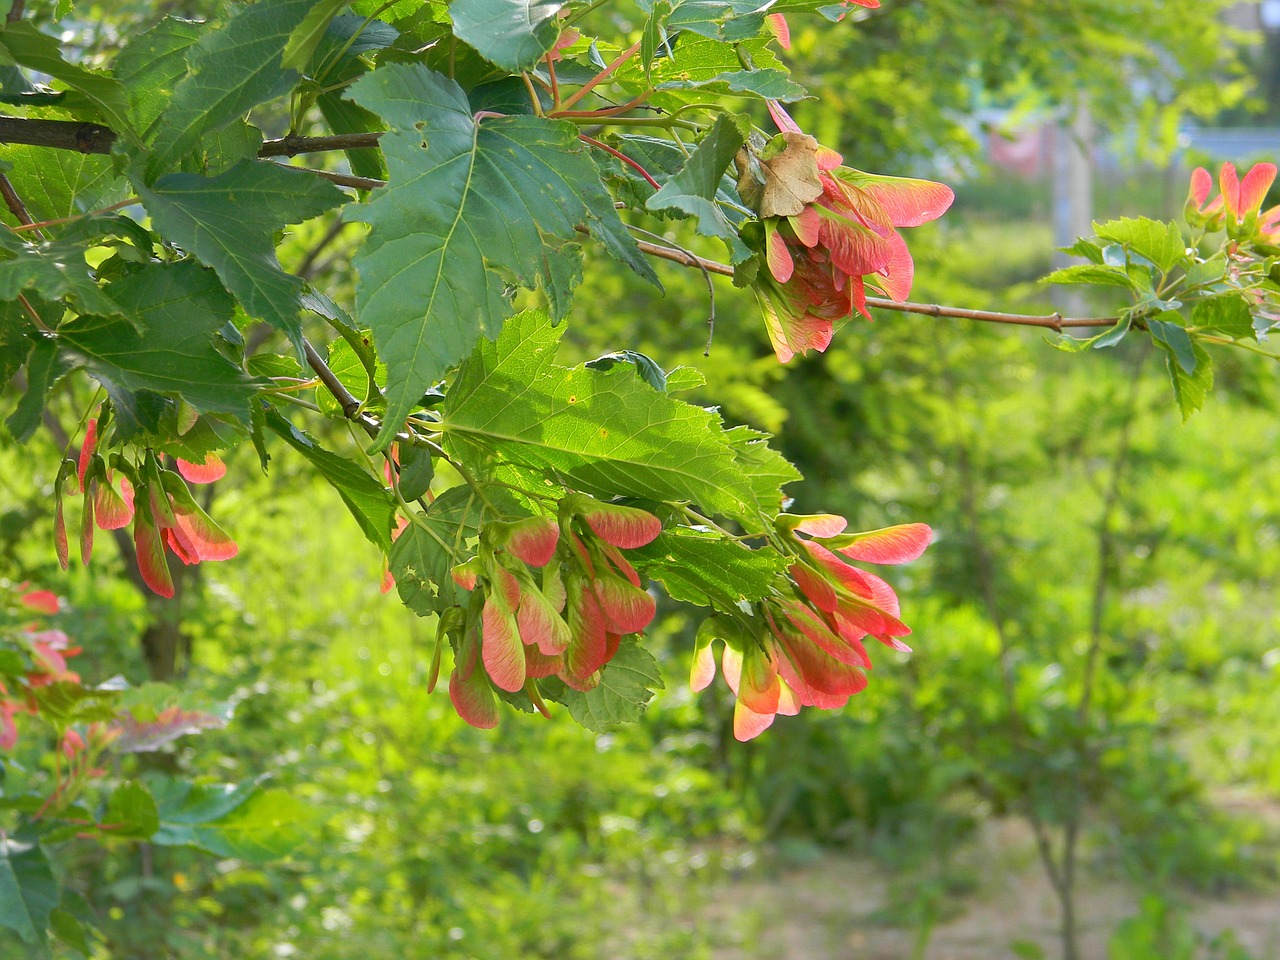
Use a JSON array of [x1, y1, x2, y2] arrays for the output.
[[0, 115, 382, 158]]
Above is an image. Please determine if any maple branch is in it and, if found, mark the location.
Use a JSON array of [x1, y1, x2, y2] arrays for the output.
[[0, 171, 37, 227], [0, 116, 382, 157], [0, 113, 1120, 334], [626, 238, 1119, 332], [301, 338, 362, 421]]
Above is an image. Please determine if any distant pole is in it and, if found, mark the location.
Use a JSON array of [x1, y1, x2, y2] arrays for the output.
[[1052, 104, 1094, 323]]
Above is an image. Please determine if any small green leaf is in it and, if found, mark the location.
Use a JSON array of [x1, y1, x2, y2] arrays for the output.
[[0, 837, 57, 944], [1190, 295, 1254, 340], [1094, 216, 1187, 274], [1060, 237, 1104, 264], [282, 0, 350, 71], [630, 527, 785, 605], [641, 0, 673, 81], [389, 484, 514, 616], [658, 68, 807, 101], [396, 443, 434, 501], [264, 408, 397, 552], [6, 338, 71, 443], [49, 907, 89, 957], [316, 334, 385, 419], [103, 782, 160, 839], [0, 233, 124, 318], [449, 0, 564, 71], [1041, 263, 1135, 289], [553, 638, 664, 730], [1160, 337, 1213, 421], [647, 113, 751, 254], [153, 786, 316, 864], [1148, 316, 1196, 373]]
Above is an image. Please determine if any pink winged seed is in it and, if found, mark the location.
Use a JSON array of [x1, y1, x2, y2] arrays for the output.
[[833, 522, 932, 564], [481, 596, 526, 692], [580, 503, 662, 549], [176, 454, 227, 484], [505, 516, 560, 567]]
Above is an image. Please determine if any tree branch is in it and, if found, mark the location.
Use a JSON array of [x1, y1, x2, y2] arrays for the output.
[[0, 171, 37, 227], [604, 232, 1122, 332], [300, 338, 380, 439], [0, 115, 382, 158], [0, 112, 1123, 333]]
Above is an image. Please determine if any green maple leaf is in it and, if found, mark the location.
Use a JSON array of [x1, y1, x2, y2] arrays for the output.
[[441, 310, 796, 527], [648, 113, 751, 258], [0, 21, 135, 142], [144, 0, 315, 177], [548, 638, 665, 730], [264, 408, 398, 552], [57, 262, 260, 436], [345, 63, 650, 450], [0, 233, 123, 318], [450, 0, 564, 71], [135, 160, 345, 345], [113, 16, 203, 135], [0, 837, 57, 944]]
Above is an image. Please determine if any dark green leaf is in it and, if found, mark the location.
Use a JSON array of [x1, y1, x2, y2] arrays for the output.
[[0, 22, 135, 142], [396, 443, 434, 501], [145, 0, 316, 176], [0, 837, 56, 944], [49, 908, 89, 957], [450, 0, 564, 71], [282, 0, 351, 71], [641, 0, 673, 80], [0, 298, 35, 389], [6, 337, 70, 443], [135, 161, 345, 345], [552, 638, 664, 730], [1160, 337, 1213, 422], [648, 113, 750, 254], [114, 16, 203, 135], [584, 350, 668, 391], [0, 233, 123, 318], [389, 485, 497, 616], [58, 262, 258, 434], [264, 408, 397, 551], [1148, 316, 1196, 374], [658, 68, 806, 101], [1190, 295, 1254, 340], [345, 64, 646, 448]]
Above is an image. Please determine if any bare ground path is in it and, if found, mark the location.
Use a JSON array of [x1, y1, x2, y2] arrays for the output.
[[707, 820, 1280, 960]]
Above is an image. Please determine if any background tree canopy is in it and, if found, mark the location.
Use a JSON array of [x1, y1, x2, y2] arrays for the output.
[[1, 0, 1278, 958]]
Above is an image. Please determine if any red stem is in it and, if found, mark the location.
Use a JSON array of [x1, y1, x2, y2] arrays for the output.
[[579, 135, 661, 190]]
